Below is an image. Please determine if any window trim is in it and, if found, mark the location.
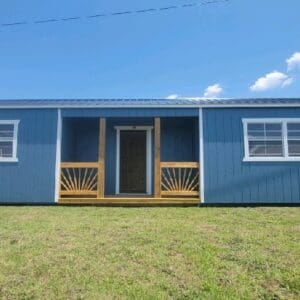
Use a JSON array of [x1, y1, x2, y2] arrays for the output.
[[242, 118, 300, 162], [0, 120, 20, 162]]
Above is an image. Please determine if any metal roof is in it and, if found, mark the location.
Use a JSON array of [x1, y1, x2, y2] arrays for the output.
[[0, 98, 300, 108]]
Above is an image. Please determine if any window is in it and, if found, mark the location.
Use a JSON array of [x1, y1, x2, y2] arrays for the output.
[[287, 123, 300, 156], [0, 120, 19, 162], [243, 119, 300, 161], [247, 123, 283, 157]]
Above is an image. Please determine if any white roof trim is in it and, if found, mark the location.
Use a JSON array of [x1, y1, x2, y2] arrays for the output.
[[1, 103, 300, 109]]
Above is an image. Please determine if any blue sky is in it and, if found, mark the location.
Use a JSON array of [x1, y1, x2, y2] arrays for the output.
[[0, 0, 299, 99]]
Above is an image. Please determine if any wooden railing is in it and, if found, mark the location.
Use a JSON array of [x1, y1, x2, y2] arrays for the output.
[[59, 161, 199, 199], [160, 162, 199, 197], [59, 162, 103, 198]]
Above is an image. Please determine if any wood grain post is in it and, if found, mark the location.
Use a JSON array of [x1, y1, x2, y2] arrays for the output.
[[98, 118, 106, 198], [154, 117, 161, 198]]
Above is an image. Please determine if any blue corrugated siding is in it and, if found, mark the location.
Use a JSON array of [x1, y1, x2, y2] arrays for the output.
[[61, 118, 76, 162], [161, 118, 198, 162], [61, 118, 99, 162], [0, 109, 57, 203], [203, 108, 300, 203], [61, 108, 199, 118]]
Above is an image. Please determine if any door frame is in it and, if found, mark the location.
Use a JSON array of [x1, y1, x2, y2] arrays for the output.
[[114, 126, 153, 195]]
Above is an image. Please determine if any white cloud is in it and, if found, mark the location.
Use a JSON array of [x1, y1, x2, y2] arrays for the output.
[[286, 52, 300, 71], [203, 83, 223, 98], [282, 77, 294, 87], [165, 84, 224, 100], [166, 94, 178, 99], [250, 71, 294, 92]]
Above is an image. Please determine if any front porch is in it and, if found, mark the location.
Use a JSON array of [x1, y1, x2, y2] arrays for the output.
[[58, 116, 200, 205]]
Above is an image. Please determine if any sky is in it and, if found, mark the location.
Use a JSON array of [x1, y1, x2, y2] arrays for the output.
[[0, 0, 299, 99]]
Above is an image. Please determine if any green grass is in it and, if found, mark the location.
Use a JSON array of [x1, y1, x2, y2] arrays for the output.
[[0, 207, 299, 299]]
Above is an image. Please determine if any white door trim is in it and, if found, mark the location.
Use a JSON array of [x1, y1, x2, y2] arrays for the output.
[[115, 126, 153, 195]]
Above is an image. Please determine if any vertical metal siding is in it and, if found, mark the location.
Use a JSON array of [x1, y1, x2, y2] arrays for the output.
[[161, 118, 198, 162], [61, 108, 199, 118], [0, 109, 58, 203], [203, 108, 300, 203], [61, 118, 99, 162], [61, 119, 76, 162]]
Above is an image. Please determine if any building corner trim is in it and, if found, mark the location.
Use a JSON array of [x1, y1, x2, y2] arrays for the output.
[[199, 108, 205, 203], [54, 109, 62, 203]]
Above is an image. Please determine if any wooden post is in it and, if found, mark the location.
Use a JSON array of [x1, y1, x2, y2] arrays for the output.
[[154, 118, 161, 198], [98, 118, 106, 198]]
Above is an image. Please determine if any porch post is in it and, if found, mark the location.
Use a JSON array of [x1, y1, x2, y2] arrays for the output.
[[98, 118, 106, 198], [154, 117, 161, 198]]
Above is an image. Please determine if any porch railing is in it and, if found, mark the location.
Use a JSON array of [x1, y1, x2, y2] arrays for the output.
[[160, 162, 199, 197], [59, 162, 103, 198], [59, 161, 199, 199]]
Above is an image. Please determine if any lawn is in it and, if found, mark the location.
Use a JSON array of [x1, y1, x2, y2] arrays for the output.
[[0, 207, 299, 299]]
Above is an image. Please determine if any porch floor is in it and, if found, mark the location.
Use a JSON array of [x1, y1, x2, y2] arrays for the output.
[[58, 197, 200, 206]]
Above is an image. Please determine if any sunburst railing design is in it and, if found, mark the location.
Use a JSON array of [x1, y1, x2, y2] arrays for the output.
[[60, 162, 101, 197], [160, 162, 199, 197]]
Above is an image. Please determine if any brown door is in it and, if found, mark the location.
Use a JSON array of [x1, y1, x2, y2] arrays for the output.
[[120, 130, 147, 194]]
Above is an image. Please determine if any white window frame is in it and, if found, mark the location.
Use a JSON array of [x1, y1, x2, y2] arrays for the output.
[[0, 120, 20, 162], [243, 118, 300, 162]]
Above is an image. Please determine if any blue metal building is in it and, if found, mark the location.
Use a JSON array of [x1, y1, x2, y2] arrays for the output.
[[0, 99, 300, 205]]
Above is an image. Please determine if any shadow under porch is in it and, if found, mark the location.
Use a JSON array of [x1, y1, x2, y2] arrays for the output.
[[59, 116, 200, 205]]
